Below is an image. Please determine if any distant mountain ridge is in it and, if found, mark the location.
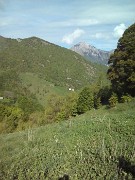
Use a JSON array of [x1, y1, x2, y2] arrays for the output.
[[71, 42, 114, 65]]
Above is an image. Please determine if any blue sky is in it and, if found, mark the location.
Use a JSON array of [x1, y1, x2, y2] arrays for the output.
[[0, 0, 135, 50]]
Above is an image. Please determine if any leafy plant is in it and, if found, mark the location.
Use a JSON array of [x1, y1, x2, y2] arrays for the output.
[[121, 94, 132, 103], [109, 93, 118, 108]]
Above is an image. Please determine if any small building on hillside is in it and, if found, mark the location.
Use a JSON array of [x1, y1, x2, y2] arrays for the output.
[[68, 88, 75, 91]]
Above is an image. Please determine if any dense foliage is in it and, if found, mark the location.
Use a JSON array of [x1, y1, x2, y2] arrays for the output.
[[0, 83, 108, 133], [0, 36, 106, 91], [0, 95, 43, 133], [77, 87, 94, 114], [107, 23, 135, 97]]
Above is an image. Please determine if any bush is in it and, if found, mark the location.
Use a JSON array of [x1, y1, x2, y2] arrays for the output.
[[45, 93, 78, 122], [0, 105, 24, 133], [121, 94, 132, 103], [16, 95, 42, 114], [109, 93, 118, 108]]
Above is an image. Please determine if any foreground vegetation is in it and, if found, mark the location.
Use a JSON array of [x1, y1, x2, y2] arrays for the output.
[[0, 100, 135, 179]]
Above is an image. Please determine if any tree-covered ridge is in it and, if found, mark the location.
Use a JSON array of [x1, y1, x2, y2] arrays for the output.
[[107, 23, 135, 96], [0, 36, 106, 91]]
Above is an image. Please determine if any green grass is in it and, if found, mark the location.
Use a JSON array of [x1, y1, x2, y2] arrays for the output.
[[0, 101, 135, 179], [20, 72, 69, 106]]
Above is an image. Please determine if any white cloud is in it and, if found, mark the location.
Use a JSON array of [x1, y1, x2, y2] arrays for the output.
[[62, 28, 85, 44], [113, 23, 126, 38]]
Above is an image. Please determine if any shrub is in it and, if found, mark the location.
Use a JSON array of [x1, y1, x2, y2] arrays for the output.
[[109, 93, 118, 108], [45, 93, 78, 122], [0, 105, 24, 133], [121, 94, 132, 103]]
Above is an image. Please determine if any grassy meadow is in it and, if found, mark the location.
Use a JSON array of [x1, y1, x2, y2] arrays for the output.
[[0, 100, 135, 179], [20, 72, 70, 106]]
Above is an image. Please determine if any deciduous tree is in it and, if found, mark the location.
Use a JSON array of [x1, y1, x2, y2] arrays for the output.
[[107, 23, 135, 97]]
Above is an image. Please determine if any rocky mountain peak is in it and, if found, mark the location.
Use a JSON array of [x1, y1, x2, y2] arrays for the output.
[[71, 42, 114, 65]]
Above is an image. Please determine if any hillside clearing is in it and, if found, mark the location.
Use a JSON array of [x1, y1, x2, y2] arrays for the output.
[[20, 72, 69, 106]]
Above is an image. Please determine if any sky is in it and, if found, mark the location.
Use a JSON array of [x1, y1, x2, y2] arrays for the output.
[[0, 0, 135, 51]]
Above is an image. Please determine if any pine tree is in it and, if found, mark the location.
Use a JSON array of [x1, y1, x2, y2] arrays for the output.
[[77, 87, 94, 114]]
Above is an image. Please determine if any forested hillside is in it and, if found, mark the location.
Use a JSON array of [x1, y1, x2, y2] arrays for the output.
[[0, 36, 108, 133], [0, 36, 106, 91]]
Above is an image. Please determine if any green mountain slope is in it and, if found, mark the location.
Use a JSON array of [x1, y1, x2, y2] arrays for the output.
[[0, 36, 103, 89], [0, 100, 135, 179], [20, 72, 69, 106], [0, 36, 109, 133], [0, 36, 107, 105]]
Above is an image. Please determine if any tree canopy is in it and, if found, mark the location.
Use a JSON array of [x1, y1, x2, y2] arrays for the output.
[[107, 23, 135, 97]]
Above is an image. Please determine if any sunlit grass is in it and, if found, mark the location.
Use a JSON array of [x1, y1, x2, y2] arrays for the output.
[[20, 72, 69, 106], [0, 101, 135, 179]]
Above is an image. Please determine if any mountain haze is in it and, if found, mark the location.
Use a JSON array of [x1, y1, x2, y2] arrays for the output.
[[71, 42, 113, 65]]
